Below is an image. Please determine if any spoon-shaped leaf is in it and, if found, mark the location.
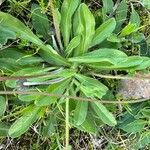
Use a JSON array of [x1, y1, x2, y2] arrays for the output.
[[0, 12, 69, 66], [9, 106, 41, 138], [68, 48, 127, 64], [31, 3, 50, 40], [91, 102, 117, 126], [90, 18, 116, 47], [61, 0, 80, 47], [73, 3, 95, 55], [75, 74, 108, 99], [74, 101, 88, 125]]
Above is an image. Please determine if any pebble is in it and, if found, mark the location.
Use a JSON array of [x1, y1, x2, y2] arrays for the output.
[[118, 79, 150, 99]]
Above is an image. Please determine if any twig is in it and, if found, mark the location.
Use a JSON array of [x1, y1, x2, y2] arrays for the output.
[[92, 73, 150, 80], [47, 0, 63, 52], [1, 71, 150, 82], [0, 68, 63, 81], [0, 90, 149, 104], [0, 73, 52, 81], [65, 90, 70, 149], [0, 40, 19, 51]]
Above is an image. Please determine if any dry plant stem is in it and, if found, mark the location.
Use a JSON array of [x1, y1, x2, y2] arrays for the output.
[[0, 91, 149, 104], [48, 0, 63, 51], [65, 91, 69, 150], [1, 71, 150, 81], [0, 74, 51, 81], [0, 40, 19, 51], [92, 73, 150, 80]]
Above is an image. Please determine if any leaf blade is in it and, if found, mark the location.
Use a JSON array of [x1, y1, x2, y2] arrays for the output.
[[8, 106, 41, 138], [74, 101, 88, 125], [61, 0, 80, 47], [0, 96, 6, 116], [90, 18, 116, 47], [75, 74, 108, 99], [0, 11, 69, 66], [115, 0, 128, 32], [31, 3, 50, 40], [91, 102, 117, 126], [73, 3, 95, 55]]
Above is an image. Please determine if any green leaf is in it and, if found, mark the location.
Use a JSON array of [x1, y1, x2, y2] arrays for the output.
[[130, 32, 145, 43], [61, 0, 80, 47], [107, 33, 121, 43], [130, 4, 141, 27], [8, 106, 41, 138], [102, 0, 114, 13], [65, 35, 81, 57], [0, 26, 16, 47], [0, 58, 20, 72], [35, 79, 70, 106], [141, 107, 150, 118], [0, 11, 42, 45], [120, 23, 137, 37], [73, 3, 95, 55], [55, 8, 61, 25], [31, 3, 50, 40], [0, 48, 24, 59], [91, 102, 117, 126], [137, 131, 150, 148], [101, 6, 109, 22], [72, 114, 97, 134], [42, 116, 56, 137], [0, 96, 6, 116], [0, 48, 43, 61], [68, 48, 127, 64], [90, 18, 116, 47], [18, 94, 39, 102], [139, 39, 150, 57], [90, 56, 149, 70], [115, 0, 128, 32], [0, 122, 9, 137], [74, 101, 88, 125], [120, 56, 150, 71], [28, 68, 74, 82], [69, 48, 150, 70], [141, 0, 150, 10], [0, 48, 44, 67], [116, 56, 144, 68], [38, 45, 70, 66], [17, 56, 44, 65], [120, 120, 147, 133], [0, 11, 69, 66], [5, 67, 54, 88], [0, 46, 44, 72], [75, 74, 108, 99]]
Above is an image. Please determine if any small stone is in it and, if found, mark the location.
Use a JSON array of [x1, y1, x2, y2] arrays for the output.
[[118, 79, 150, 99]]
